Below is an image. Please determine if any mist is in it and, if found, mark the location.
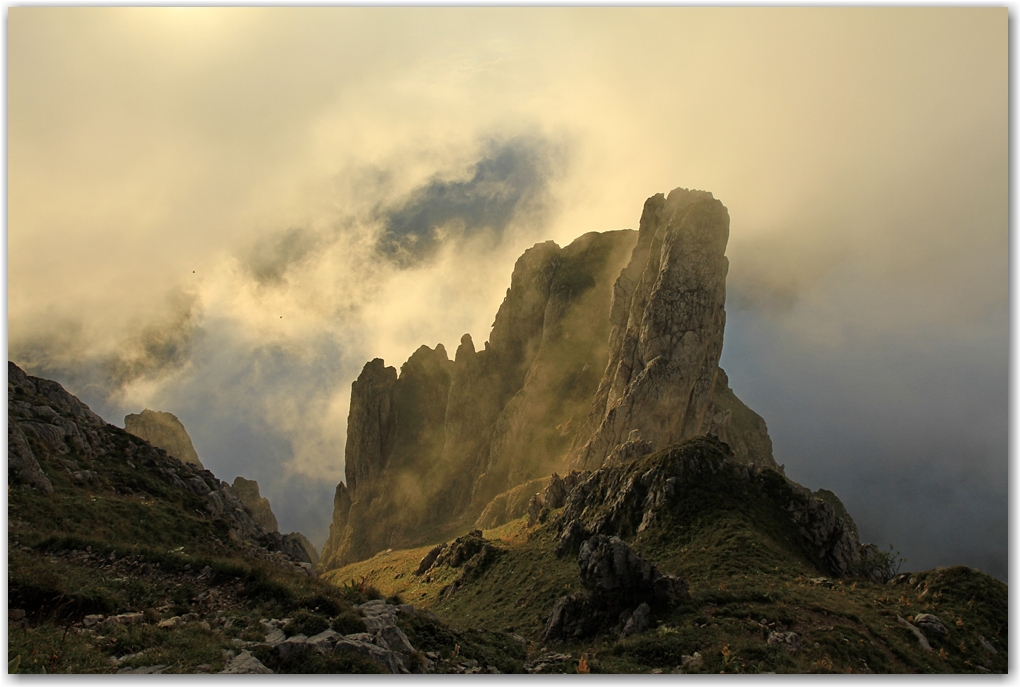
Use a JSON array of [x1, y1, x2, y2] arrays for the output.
[[7, 8, 1006, 576]]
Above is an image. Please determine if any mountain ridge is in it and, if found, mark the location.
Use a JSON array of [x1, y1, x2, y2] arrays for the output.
[[321, 188, 776, 571]]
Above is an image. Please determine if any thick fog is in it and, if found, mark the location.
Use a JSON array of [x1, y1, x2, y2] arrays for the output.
[[7, 8, 1006, 577]]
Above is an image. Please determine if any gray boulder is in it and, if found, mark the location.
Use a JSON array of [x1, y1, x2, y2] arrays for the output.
[[220, 650, 274, 674]]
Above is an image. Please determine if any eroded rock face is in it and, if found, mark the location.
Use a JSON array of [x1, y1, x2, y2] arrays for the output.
[[124, 409, 204, 469], [527, 471, 589, 527], [542, 534, 688, 642], [228, 476, 279, 532], [554, 436, 864, 578], [571, 189, 731, 471], [322, 231, 636, 570]]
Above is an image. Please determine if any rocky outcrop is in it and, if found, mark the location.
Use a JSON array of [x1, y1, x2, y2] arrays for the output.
[[283, 532, 320, 567], [542, 534, 688, 642], [553, 436, 865, 578], [527, 471, 589, 527], [124, 409, 204, 469], [321, 344, 456, 570], [227, 476, 279, 532], [571, 189, 732, 471], [412, 530, 504, 600]]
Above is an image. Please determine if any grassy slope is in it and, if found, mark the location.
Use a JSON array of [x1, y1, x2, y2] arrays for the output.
[[9, 401, 513, 674], [323, 466, 1007, 674]]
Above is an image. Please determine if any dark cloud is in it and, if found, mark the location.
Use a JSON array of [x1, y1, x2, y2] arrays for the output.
[[377, 134, 565, 267], [722, 306, 1007, 581]]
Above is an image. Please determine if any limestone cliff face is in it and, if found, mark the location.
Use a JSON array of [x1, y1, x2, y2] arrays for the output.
[[124, 409, 204, 469], [227, 476, 279, 532], [571, 189, 754, 471], [322, 188, 777, 571]]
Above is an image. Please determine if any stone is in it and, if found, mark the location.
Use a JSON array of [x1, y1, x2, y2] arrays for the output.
[[333, 637, 407, 674], [219, 650, 273, 674], [124, 409, 204, 469], [622, 603, 651, 636], [276, 635, 309, 661], [913, 613, 947, 636], [117, 665, 166, 674], [82, 614, 103, 627], [379, 625, 416, 655], [307, 629, 340, 654], [896, 616, 932, 652], [106, 612, 144, 626], [978, 635, 998, 655], [415, 544, 444, 576], [681, 652, 704, 669], [261, 624, 286, 645], [767, 631, 801, 653], [432, 530, 487, 569]]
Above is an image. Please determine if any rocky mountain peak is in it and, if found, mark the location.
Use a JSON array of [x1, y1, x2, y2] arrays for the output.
[[124, 409, 204, 470], [322, 188, 775, 571], [570, 188, 731, 471]]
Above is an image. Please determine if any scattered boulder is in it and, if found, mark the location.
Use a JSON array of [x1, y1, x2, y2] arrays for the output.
[[415, 545, 444, 576], [681, 652, 704, 670], [767, 631, 801, 653], [219, 650, 273, 674], [896, 616, 933, 652], [524, 652, 575, 674], [913, 613, 947, 637], [433, 530, 487, 569], [621, 602, 651, 636], [333, 636, 407, 674], [306, 629, 341, 654]]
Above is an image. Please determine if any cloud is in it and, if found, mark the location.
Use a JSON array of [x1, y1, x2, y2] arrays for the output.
[[377, 134, 565, 267], [9, 288, 202, 411], [7, 8, 1005, 567]]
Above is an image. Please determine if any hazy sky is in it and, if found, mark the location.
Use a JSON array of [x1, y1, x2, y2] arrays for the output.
[[7, 8, 1007, 578]]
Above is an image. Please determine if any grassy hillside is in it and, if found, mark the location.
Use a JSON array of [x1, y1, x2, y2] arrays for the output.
[[8, 363, 513, 674], [323, 442, 1007, 674]]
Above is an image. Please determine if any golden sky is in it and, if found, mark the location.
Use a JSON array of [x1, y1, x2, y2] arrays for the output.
[[7, 8, 1007, 571]]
